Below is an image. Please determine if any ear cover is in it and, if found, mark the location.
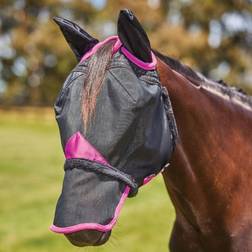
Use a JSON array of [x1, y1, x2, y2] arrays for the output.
[[117, 9, 152, 63], [53, 17, 99, 60]]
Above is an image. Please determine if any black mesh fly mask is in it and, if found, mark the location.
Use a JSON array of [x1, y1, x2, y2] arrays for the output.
[[50, 20, 178, 235]]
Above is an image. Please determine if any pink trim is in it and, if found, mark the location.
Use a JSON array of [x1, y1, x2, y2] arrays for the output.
[[64, 132, 109, 166], [50, 186, 130, 234], [121, 46, 157, 70], [143, 174, 156, 185], [80, 36, 121, 62], [79, 35, 157, 70], [112, 37, 122, 54]]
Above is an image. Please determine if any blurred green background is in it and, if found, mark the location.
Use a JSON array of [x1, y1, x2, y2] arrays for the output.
[[0, 0, 252, 105], [0, 0, 252, 251]]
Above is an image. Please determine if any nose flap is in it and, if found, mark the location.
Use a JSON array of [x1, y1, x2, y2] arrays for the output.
[[51, 162, 130, 233]]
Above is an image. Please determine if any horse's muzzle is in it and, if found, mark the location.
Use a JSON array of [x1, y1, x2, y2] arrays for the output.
[[65, 230, 111, 247]]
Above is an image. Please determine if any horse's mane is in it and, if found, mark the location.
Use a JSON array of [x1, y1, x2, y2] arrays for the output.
[[82, 40, 114, 129], [154, 50, 252, 110]]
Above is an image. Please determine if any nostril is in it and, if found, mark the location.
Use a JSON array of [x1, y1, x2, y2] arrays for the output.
[[94, 230, 111, 246], [65, 231, 87, 247], [65, 230, 111, 247]]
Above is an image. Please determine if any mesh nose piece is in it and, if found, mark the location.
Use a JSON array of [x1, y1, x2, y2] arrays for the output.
[[64, 158, 139, 197]]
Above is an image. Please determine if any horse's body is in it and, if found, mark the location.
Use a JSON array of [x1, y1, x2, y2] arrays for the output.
[[158, 57, 252, 251]]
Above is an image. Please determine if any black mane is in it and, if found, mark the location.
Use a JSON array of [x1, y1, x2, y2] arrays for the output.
[[154, 50, 252, 108]]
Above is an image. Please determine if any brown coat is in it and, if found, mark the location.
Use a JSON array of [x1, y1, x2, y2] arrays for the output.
[[158, 58, 252, 252]]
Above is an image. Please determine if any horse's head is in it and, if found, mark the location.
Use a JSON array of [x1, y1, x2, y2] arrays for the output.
[[51, 10, 177, 247]]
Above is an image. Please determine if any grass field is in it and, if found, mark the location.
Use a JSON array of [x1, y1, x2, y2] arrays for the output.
[[0, 108, 175, 252]]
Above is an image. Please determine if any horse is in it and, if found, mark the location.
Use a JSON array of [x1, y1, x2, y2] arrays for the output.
[[51, 9, 252, 252]]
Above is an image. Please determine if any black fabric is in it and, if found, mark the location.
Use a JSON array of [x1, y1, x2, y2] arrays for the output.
[[53, 168, 125, 228], [52, 48, 177, 230], [161, 87, 178, 145], [65, 159, 138, 197], [53, 17, 99, 61], [117, 9, 152, 62]]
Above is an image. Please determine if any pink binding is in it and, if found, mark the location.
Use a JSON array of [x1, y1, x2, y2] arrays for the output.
[[121, 46, 157, 70], [80, 36, 121, 62], [143, 174, 156, 185], [80, 35, 157, 70]]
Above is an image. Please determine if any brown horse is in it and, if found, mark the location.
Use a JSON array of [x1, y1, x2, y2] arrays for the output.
[[52, 9, 252, 251], [157, 53, 252, 251]]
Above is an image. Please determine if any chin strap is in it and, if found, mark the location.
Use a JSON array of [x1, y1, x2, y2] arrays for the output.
[[64, 158, 139, 197]]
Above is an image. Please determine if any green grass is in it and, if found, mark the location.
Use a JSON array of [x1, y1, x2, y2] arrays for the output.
[[0, 108, 175, 252]]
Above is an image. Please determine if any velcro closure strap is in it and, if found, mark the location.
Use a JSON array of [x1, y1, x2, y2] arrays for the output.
[[64, 158, 138, 197]]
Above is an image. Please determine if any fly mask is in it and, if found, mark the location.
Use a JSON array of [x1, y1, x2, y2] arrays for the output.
[[50, 10, 178, 237]]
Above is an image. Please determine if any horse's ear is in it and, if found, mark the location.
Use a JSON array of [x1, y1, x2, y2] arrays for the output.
[[117, 9, 152, 62], [53, 17, 99, 61]]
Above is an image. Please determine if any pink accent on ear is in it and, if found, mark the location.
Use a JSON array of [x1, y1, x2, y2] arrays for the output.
[[121, 47, 157, 70], [143, 174, 156, 185], [79, 35, 157, 70], [64, 132, 108, 166], [80, 36, 121, 62], [50, 185, 130, 234]]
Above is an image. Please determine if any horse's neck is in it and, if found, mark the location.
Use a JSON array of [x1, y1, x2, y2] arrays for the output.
[[158, 59, 252, 250]]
